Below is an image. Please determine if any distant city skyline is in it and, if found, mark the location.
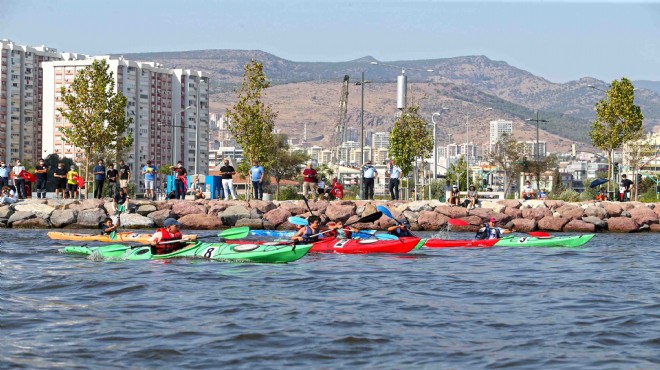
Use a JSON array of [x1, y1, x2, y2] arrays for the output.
[[2, 0, 659, 83]]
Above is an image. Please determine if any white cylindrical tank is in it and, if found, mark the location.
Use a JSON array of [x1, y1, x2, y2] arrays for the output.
[[397, 74, 407, 110]]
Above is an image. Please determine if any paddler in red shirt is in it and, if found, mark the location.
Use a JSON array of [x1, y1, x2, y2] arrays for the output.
[[148, 218, 185, 254]]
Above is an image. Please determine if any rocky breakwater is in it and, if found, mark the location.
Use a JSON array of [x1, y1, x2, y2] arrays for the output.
[[1, 198, 659, 233]]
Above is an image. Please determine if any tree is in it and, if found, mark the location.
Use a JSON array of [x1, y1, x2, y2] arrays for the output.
[[527, 154, 559, 192], [622, 134, 654, 200], [226, 60, 277, 174], [551, 167, 565, 196], [59, 59, 133, 189], [590, 77, 644, 188], [388, 104, 434, 192], [269, 134, 309, 200], [445, 156, 467, 191], [487, 134, 526, 196]]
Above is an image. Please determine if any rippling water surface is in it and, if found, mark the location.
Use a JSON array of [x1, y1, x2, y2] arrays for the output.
[[1, 230, 658, 369]]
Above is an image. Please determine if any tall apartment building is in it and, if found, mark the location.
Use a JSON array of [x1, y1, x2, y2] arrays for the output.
[[42, 56, 210, 189], [372, 132, 390, 150], [489, 119, 513, 145], [0, 39, 84, 164], [524, 141, 547, 159]]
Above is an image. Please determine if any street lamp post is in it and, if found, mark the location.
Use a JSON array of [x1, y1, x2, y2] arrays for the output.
[[462, 108, 492, 190], [355, 72, 371, 199], [431, 108, 449, 181], [526, 111, 548, 162], [171, 105, 194, 167]]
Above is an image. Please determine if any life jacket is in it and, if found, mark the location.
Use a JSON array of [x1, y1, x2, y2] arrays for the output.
[[475, 223, 501, 240], [153, 227, 184, 255], [390, 225, 413, 237], [301, 225, 320, 243]]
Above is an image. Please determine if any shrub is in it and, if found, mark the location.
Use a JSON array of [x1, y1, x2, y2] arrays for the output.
[[558, 189, 581, 202]]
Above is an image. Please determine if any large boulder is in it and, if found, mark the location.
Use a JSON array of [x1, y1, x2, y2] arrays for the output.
[[172, 201, 207, 217], [278, 201, 307, 216], [480, 201, 505, 213], [8, 211, 36, 225], [504, 206, 522, 219], [235, 218, 265, 229], [14, 203, 56, 218], [13, 217, 50, 229], [263, 208, 292, 228], [607, 217, 638, 232], [584, 205, 607, 219], [563, 220, 596, 232], [581, 216, 607, 229], [406, 200, 433, 212], [178, 214, 222, 229], [219, 205, 251, 226], [46, 199, 78, 209], [437, 206, 468, 219], [649, 224, 660, 233], [543, 200, 565, 209], [249, 200, 277, 214], [112, 213, 155, 228], [75, 208, 108, 227], [325, 203, 356, 223], [466, 208, 494, 221], [147, 209, 175, 227], [556, 205, 585, 221], [0, 205, 14, 219], [50, 209, 77, 228], [602, 202, 623, 217], [522, 207, 553, 221], [208, 203, 230, 217], [157, 201, 174, 210], [628, 206, 658, 226], [538, 216, 569, 231], [511, 218, 536, 232], [69, 199, 105, 212], [136, 204, 157, 216], [498, 199, 521, 209]]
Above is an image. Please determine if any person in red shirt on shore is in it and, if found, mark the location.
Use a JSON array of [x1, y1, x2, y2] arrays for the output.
[[302, 161, 318, 201], [148, 218, 185, 255]]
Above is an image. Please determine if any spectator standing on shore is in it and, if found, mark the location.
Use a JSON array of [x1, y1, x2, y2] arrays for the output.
[[11, 159, 26, 199], [362, 160, 377, 200], [54, 162, 68, 199], [118, 160, 131, 193], [249, 160, 265, 200], [219, 159, 237, 200], [142, 160, 157, 201], [0, 161, 9, 189], [66, 165, 80, 199], [302, 161, 319, 201], [93, 159, 106, 199], [386, 160, 402, 200], [170, 161, 187, 199], [619, 174, 633, 202], [34, 159, 48, 199], [106, 163, 119, 197]]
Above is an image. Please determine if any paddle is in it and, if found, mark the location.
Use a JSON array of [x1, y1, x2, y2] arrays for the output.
[[376, 205, 401, 225], [447, 218, 470, 227], [288, 216, 309, 226], [302, 195, 314, 215], [308, 211, 382, 239]]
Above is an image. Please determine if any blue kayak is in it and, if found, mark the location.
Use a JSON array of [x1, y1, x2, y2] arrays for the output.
[[250, 229, 378, 238]]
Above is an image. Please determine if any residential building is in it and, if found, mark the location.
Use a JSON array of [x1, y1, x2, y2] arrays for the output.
[[0, 39, 84, 164], [524, 141, 547, 159], [489, 119, 513, 145], [42, 56, 210, 190], [372, 132, 390, 150]]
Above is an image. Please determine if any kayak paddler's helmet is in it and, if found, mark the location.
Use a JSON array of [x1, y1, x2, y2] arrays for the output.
[[488, 217, 497, 226]]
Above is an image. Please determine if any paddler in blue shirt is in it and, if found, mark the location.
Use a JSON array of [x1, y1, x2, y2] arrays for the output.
[[476, 217, 513, 239], [388, 219, 415, 237], [292, 215, 323, 243]]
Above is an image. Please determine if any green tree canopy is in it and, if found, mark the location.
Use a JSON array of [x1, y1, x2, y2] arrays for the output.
[[590, 77, 644, 183], [226, 59, 277, 175], [59, 59, 133, 186], [487, 134, 526, 196], [388, 104, 434, 178], [445, 155, 467, 191], [269, 134, 309, 199]]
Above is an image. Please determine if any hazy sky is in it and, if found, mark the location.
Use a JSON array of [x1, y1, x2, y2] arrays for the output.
[[2, 0, 659, 83]]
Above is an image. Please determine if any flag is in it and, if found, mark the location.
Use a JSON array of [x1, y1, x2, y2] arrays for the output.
[[19, 170, 36, 183], [73, 175, 85, 189]]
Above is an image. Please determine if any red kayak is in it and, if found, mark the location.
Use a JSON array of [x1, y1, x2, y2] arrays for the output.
[[310, 237, 423, 254], [424, 238, 498, 248]]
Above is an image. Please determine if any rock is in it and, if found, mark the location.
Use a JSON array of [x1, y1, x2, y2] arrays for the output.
[[563, 220, 596, 232], [13, 203, 56, 218], [538, 216, 569, 231], [512, 218, 536, 232], [325, 203, 356, 223], [406, 200, 433, 212], [103, 202, 115, 215], [263, 208, 293, 228], [46, 199, 78, 209], [522, 207, 552, 221], [8, 211, 36, 224], [278, 201, 307, 216], [639, 224, 650, 232], [526, 200, 547, 209], [602, 202, 623, 217], [219, 205, 251, 226], [69, 199, 105, 211], [113, 213, 155, 228], [136, 204, 157, 216], [147, 209, 175, 227], [0, 205, 14, 219], [249, 200, 277, 214], [50, 209, 77, 228], [628, 206, 658, 225], [620, 202, 636, 211], [649, 224, 660, 232], [306, 200, 328, 214], [466, 208, 494, 221], [581, 216, 607, 229], [402, 210, 419, 223], [543, 200, 565, 209], [584, 205, 607, 219], [556, 205, 585, 221], [235, 218, 264, 229], [437, 206, 468, 219], [416, 211, 448, 230], [621, 210, 631, 217], [498, 199, 521, 209], [172, 201, 207, 217], [75, 208, 108, 227], [480, 201, 505, 213], [178, 214, 222, 230], [157, 202, 174, 210], [208, 203, 230, 217], [504, 207, 522, 219], [13, 217, 50, 229], [607, 217, 638, 232]]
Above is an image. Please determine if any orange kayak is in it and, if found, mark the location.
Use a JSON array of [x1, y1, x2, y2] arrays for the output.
[[47, 231, 198, 244]]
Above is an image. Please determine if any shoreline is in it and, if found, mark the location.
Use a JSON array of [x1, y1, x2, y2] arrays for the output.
[[1, 198, 658, 233]]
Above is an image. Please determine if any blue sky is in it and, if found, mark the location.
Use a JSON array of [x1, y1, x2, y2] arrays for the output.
[[2, 0, 659, 83]]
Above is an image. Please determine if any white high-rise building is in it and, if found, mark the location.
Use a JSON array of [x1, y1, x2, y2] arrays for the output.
[[42, 56, 210, 189], [0, 39, 85, 164], [524, 141, 547, 159], [372, 132, 390, 150], [489, 119, 513, 145]]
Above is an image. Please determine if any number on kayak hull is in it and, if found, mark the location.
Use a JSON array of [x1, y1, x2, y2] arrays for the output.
[[333, 240, 350, 249], [518, 237, 528, 244], [203, 247, 216, 258]]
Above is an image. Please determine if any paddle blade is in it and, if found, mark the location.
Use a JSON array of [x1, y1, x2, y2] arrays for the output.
[[109, 231, 117, 240], [374, 234, 399, 240], [376, 205, 394, 219], [288, 216, 309, 226], [528, 231, 551, 238], [348, 211, 383, 226], [448, 218, 470, 227], [218, 226, 250, 240]]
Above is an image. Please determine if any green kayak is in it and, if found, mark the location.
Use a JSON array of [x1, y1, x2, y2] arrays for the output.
[[495, 234, 595, 248], [62, 241, 313, 263]]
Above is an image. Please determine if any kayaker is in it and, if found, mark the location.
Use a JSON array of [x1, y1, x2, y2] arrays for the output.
[[99, 217, 120, 235], [475, 217, 513, 240], [148, 218, 185, 254], [327, 221, 358, 239], [292, 215, 323, 243], [388, 219, 414, 237]]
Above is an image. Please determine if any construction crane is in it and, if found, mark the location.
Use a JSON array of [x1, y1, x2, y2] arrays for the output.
[[331, 75, 350, 164]]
